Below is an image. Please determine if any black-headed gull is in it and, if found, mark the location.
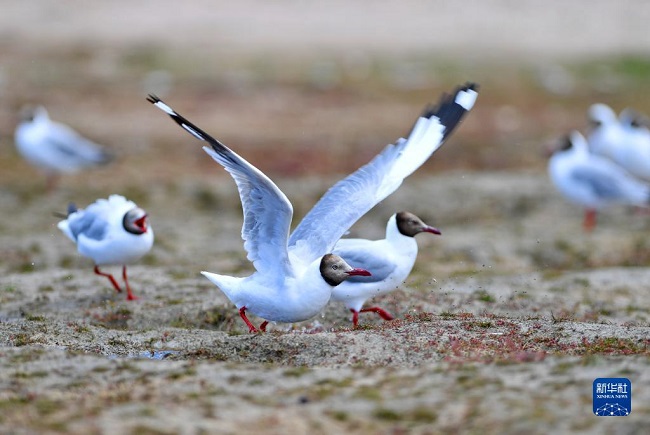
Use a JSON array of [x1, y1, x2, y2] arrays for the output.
[[548, 131, 650, 231], [587, 103, 650, 181], [57, 195, 154, 300], [587, 103, 621, 159], [616, 107, 650, 181], [15, 106, 113, 190], [148, 82, 476, 331], [332, 211, 440, 327]]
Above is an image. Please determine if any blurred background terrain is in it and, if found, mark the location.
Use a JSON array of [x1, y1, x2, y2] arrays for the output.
[[2, 0, 650, 183]]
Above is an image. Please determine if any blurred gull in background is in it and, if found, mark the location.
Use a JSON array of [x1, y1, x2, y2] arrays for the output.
[[14, 106, 114, 191], [548, 131, 650, 231], [587, 103, 650, 182]]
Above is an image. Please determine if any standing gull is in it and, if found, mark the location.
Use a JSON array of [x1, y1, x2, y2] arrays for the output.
[[616, 107, 650, 181], [58, 195, 154, 300], [332, 212, 441, 327], [587, 103, 650, 182], [323, 85, 477, 326], [548, 131, 650, 231]]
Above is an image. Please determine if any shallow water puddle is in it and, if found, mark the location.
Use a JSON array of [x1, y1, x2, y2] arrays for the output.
[[106, 350, 179, 360]]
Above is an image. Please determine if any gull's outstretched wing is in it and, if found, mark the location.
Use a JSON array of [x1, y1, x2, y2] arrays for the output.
[[288, 83, 478, 263], [148, 95, 293, 276]]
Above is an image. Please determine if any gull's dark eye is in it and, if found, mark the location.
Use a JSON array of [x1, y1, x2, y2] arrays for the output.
[[332, 264, 339, 270]]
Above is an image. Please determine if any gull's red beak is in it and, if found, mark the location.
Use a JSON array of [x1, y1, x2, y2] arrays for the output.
[[135, 214, 148, 232], [423, 226, 441, 235], [346, 268, 371, 277]]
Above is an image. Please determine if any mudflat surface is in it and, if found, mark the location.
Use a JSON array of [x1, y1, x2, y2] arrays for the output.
[[2, 172, 650, 434]]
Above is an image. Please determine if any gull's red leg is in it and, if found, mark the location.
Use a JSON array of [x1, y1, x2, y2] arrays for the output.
[[94, 266, 122, 293], [583, 209, 597, 232], [122, 266, 139, 301], [45, 174, 60, 194], [239, 307, 258, 333], [350, 309, 359, 327], [360, 306, 394, 321], [259, 321, 269, 332]]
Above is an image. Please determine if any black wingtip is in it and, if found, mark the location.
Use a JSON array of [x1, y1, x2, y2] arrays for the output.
[[417, 82, 479, 142], [420, 82, 478, 117], [464, 82, 479, 92], [146, 94, 234, 159]]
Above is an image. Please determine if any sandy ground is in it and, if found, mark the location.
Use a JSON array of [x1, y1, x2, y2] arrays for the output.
[[1, 1, 650, 434], [2, 173, 650, 434]]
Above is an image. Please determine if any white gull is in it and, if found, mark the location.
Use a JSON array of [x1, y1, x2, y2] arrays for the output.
[[15, 106, 113, 190], [57, 195, 154, 300], [148, 97, 371, 332], [616, 107, 650, 181], [587, 103, 650, 182], [325, 84, 477, 326], [332, 211, 441, 327], [548, 131, 650, 231]]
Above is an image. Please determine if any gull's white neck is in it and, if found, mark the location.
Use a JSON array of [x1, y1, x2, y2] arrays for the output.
[[385, 214, 418, 253]]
